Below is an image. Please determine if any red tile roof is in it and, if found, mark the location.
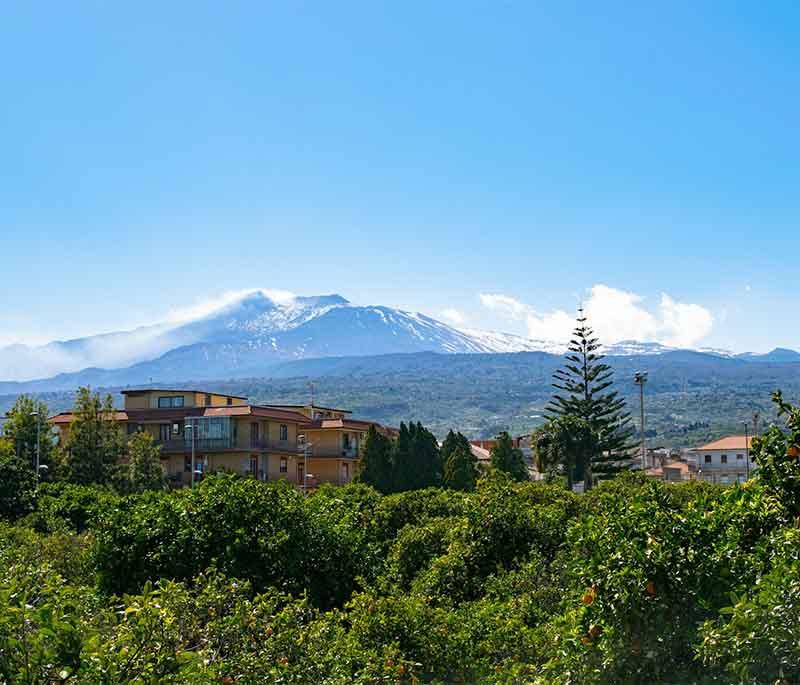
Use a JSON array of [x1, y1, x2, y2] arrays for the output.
[[694, 436, 754, 451]]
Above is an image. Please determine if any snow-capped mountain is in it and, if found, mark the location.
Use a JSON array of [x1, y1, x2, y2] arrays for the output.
[[0, 290, 794, 388]]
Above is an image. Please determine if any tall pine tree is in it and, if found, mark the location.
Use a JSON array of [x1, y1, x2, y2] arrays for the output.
[[546, 309, 634, 487]]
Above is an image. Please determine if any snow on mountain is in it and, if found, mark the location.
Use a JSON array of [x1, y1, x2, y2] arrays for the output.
[[458, 328, 567, 354]]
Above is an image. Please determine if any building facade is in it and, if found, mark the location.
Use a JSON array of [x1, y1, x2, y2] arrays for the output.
[[690, 435, 756, 484], [49, 388, 391, 488]]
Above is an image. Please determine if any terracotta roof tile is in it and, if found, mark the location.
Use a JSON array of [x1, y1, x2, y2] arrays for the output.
[[694, 436, 753, 451]]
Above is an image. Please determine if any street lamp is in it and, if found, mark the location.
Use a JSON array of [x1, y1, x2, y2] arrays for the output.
[[29, 410, 41, 485], [743, 421, 750, 481], [633, 372, 648, 471], [297, 434, 313, 495], [185, 417, 197, 487]]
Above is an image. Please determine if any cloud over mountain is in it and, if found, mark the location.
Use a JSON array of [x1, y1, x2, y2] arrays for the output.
[[480, 284, 713, 348]]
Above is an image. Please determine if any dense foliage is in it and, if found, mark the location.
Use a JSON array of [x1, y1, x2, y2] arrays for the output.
[[1, 392, 800, 682]]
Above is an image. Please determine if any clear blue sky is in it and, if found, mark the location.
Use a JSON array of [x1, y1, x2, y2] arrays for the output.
[[2, 2, 799, 352]]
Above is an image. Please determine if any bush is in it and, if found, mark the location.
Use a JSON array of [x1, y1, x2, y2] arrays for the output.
[[25, 482, 120, 533]]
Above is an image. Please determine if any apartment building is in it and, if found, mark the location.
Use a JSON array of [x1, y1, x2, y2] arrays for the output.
[[690, 435, 756, 484], [49, 388, 391, 488]]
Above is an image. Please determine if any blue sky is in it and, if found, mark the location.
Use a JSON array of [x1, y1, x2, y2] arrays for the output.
[[2, 2, 799, 352]]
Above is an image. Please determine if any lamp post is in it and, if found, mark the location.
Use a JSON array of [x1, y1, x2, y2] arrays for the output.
[[29, 410, 41, 485], [298, 434, 313, 495], [633, 372, 648, 470], [185, 417, 197, 487], [743, 421, 750, 481]]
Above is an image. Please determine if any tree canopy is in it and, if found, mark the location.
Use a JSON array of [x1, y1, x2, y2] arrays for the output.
[[490, 431, 528, 481]]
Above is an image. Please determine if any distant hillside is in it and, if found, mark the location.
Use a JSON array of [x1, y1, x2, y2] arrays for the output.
[[4, 350, 799, 448]]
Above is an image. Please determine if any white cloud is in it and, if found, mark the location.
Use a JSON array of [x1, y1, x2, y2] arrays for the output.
[[440, 307, 467, 326], [479, 284, 714, 348], [165, 288, 296, 323]]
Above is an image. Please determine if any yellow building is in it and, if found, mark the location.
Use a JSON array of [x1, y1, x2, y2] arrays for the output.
[[49, 389, 392, 488]]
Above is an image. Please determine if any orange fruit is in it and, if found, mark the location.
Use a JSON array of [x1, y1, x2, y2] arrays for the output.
[[787, 446, 799, 458], [589, 624, 602, 639], [646, 581, 656, 595]]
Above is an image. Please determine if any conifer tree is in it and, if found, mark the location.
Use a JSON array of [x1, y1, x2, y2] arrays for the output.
[[127, 431, 165, 493], [63, 387, 125, 486], [442, 430, 478, 491], [490, 431, 528, 481], [546, 309, 634, 487], [393, 422, 442, 491], [357, 425, 394, 493], [443, 444, 477, 491]]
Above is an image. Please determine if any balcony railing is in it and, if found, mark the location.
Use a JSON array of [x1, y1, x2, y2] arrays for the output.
[[248, 439, 298, 452], [308, 446, 359, 459], [155, 438, 235, 452]]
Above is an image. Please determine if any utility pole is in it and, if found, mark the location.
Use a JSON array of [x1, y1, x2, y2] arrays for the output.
[[753, 411, 760, 437], [634, 372, 648, 470], [308, 381, 315, 409]]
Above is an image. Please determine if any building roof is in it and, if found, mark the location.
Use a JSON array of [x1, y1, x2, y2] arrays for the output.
[[50, 405, 312, 425], [646, 460, 693, 477], [120, 388, 248, 399], [265, 404, 352, 414], [694, 436, 754, 451]]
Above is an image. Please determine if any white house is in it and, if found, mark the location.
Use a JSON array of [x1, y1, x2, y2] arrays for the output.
[[690, 435, 756, 484]]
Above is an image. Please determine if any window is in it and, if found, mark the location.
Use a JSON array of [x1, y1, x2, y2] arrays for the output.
[[159, 424, 171, 442], [184, 455, 191, 472], [736, 453, 744, 460], [205, 394, 212, 406], [158, 396, 184, 408], [297, 463, 304, 483], [250, 422, 259, 446], [704, 454, 712, 464], [280, 457, 287, 473], [172, 422, 181, 435], [720, 454, 728, 464], [227, 397, 233, 406], [249, 455, 258, 475], [280, 424, 288, 441], [127, 423, 138, 435], [342, 462, 349, 481], [343, 433, 352, 449]]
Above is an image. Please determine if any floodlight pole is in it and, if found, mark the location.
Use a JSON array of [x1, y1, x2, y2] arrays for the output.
[[634, 372, 648, 470]]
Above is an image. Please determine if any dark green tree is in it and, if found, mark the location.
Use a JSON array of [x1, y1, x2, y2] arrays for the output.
[[127, 431, 165, 493], [441, 430, 478, 491], [357, 425, 395, 493], [2, 395, 56, 479], [62, 387, 125, 486], [0, 439, 36, 518], [393, 422, 442, 492], [546, 309, 634, 488], [490, 431, 528, 482]]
